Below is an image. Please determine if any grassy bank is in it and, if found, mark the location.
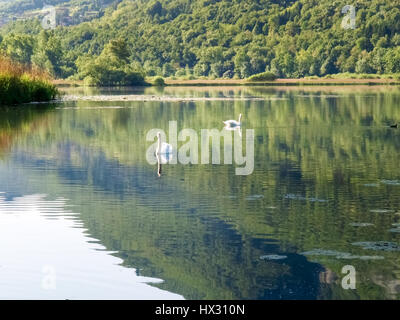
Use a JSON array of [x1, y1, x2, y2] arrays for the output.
[[149, 73, 400, 86], [0, 56, 58, 105], [53, 73, 400, 88], [164, 78, 400, 86]]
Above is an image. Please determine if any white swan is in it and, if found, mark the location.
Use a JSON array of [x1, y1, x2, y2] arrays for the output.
[[223, 114, 242, 127], [156, 132, 173, 164], [156, 132, 172, 154]]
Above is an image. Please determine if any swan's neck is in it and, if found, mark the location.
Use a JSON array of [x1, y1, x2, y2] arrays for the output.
[[238, 115, 242, 123], [157, 135, 161, 154]]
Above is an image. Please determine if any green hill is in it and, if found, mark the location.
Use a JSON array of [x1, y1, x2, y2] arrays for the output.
[[1, 0, 400, 81], [0, 0, 120, 27]]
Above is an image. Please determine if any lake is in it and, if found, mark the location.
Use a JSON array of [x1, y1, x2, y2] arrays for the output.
[[1, 85, 400, 299]]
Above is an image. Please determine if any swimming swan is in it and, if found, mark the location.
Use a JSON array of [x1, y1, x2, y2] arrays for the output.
[[223, 114, 242, 127], [156, 132, 173, 155], [156, 132, 173, 165]]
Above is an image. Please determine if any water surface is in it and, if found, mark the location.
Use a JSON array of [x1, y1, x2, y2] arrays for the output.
[[1, 85, 400, 299]]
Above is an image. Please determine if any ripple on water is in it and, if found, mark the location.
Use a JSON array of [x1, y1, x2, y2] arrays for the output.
[[389, 223, 400, 233], [381, 180, 400, 186], [284, 194, 328, 203], [349, 223, 374, 227], [260, 254, 287, 260], [351, 241, 400, 251], [363, 183, 379, 187], [246, 195, 264, 201], [301, 249, 384, 260], [369, 209, 395, 213]]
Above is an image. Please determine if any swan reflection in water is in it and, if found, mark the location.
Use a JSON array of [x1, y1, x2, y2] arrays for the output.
[[155, 124, 241, 177], [156, 131, 173, 177], [223, 114, 242, 137], [223, 124, 242, 137]]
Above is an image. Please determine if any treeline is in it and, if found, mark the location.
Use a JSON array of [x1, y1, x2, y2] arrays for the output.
[[1, 0, 400, 80]]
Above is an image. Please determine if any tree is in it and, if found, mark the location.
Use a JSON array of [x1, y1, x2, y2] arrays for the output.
[[384, 47, 400, 73], [78, 39, 145, 86], [147, 1, 163, 17], [102, 38, 130, 66], [295, 50, 313, 77], [0, 34, 34, 64], [3, 0, 400, 80], [31, 31, 64, 78]]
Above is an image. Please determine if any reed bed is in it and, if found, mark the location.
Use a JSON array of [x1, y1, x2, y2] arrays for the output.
[[0, 56, 58, 105]]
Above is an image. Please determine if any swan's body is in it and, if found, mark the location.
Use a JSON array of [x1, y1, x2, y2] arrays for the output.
[[223, 114, 242, 127], [158, 142, 173, 154], [156, 132, 173, 165], [390, 123, 398, 128], [156, 132, 173, 155]]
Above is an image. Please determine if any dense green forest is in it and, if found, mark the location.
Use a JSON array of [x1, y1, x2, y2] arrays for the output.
[[0, 0, 119, 27], [1, 0, 400, 81]]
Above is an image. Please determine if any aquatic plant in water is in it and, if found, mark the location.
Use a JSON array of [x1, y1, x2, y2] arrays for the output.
[[0, 56, 58, 105]]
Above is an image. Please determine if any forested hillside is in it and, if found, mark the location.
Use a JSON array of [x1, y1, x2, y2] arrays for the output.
[[0, 0, 119, 27], [1, 0, 400, 80]]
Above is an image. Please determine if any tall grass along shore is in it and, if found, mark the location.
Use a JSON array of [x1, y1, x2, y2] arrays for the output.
[[0, 56, 58, 105]]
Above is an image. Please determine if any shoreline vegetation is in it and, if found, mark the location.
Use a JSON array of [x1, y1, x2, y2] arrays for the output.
[[53, 73, 400, 88], [0, 56, 58, 105]]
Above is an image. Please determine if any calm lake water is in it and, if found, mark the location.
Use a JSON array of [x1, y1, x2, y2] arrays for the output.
[[1, 85, 400, 299]]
